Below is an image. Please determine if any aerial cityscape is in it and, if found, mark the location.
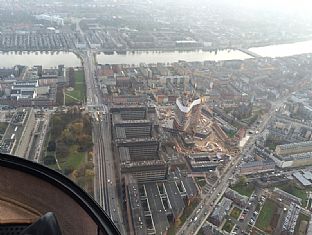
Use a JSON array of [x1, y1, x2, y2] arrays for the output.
[[1, 0, 312, 235]]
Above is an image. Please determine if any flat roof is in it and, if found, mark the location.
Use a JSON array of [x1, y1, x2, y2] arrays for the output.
[[293, 172, 312, 186], [144, 183, 169, 234], [181, 175, 197, 198], [165, 181, 185, 218], [127, 181, 147, 235], [303, 171, 312, 180], [241, 160, 275, 168]]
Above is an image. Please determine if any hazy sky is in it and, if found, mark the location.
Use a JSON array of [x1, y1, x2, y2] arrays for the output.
[[235, 0, 312, 10]]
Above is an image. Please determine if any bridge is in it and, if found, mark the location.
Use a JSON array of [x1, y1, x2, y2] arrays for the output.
[[237, 47, 262, 58]]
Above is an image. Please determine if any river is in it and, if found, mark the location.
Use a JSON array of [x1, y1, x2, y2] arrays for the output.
[[249, 40, 312, 58], [0, 51, 81, 68], [96, 49, 252, 65], [0, 39, 312, 67]]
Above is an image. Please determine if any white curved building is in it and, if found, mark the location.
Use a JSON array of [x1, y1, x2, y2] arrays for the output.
[[173, 96, 202, 132]]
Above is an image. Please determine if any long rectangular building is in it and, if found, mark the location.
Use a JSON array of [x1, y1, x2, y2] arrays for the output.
[[275, 141, 312, 156], [112, 106, 167, 182], [0, 108, 35, 158]]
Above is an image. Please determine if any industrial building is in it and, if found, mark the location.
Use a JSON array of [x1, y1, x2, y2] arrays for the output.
[[185, 152, 227, 173], [124, 174, 147, 235], [124, 170, 197, 235], [173, 94, 203, 132], [120, 159, 168, 182], [0, 108, 35, 158], [112, 106, 167, 182], [292, 172, 312, 187], [10, 80, 39, 100]]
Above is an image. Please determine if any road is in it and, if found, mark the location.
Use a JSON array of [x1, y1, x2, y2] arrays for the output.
[[177, 96, 289, 235], [81, 49, 125, 234]]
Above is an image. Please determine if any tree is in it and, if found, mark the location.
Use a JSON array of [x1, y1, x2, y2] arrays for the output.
[[85, 169, 95, 177], [61, 128, 75, 145], [87, 152, 93, 161], [56, 141, 69, 157], [47, 141, 56, 152], [239, 175, 247, 185], [82, 113, 92, 134], [68, 68, 75, 88], [44, 155, 56, 165]]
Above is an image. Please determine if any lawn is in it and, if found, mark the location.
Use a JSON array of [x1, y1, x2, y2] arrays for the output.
[[195, 177, 207, 188], [231, 182, 255, 197], [58, 145, 85, 174], [277, 183, 308, 207], [255, 199, 279, 232], [230, 207, 242, 220], [65, 70, 86, 105], [294, 213, 310, 235], [222, 220, 235, 233]]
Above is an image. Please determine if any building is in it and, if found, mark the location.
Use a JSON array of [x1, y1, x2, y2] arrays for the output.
[[185, 152, 226, 173], [120, 159, 168, 182], [272, 152, 312, 168], [124, 175, 147, 235], [35, 14, 64, 25], [10, 80, 39, 100], [112, 106, 167, 182], [0, 108, 36, 158], [112, 95, 147, 105], [209, 197, 232, 226], [173, 94, 202, 132], [239, 160, 275, 175], [275, 141, 312, 156], [293, 172, 312, 187], [124, 170, 197, 235], [272, 188, 302, 205], [224, 188, 248, 207], [201, 224, 225, 235], [281, 203, 300, 235]]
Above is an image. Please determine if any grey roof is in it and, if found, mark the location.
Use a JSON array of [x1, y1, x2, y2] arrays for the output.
[[281, 151, 312, 161], [165, 181, 185, 218], [293, 172, 312, 186], [127, 181, 147, 235], [273, 188, 302, 204], [181, 176, 197, 198], [10, 89, 21, 94], [225, 188, 249, 205], [144, 183, 169, 235], [302, 171, 312, 180], [210, 197, 232, 222], [277, 141, 312, 150], [241, 160, 275, 168]]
